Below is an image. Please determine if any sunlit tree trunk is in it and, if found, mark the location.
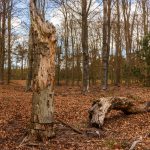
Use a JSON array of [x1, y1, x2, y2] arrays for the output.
[[30, 0, 56, 139]]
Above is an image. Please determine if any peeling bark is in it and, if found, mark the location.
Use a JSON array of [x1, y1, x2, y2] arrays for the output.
[[30, 0, 56, 139], [89, 97, 150, 128]]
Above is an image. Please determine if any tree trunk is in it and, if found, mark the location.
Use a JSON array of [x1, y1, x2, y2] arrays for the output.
[[0, 1, 6, 84], [56, 46, 61, 86], [121, 0, 137, 85], [76, 44, 81, 86], [70, 18, 75, 86], [102, 0, 108, 89], [26, 27, 34, 91], [0, 14, 1, 78], [21, 55, 24, 80], [142, 0, 148, 35], [7, 0, 12, 84], [64, 15, 69, 85], [30, 0, 56, 139], [102, 0, 111, 90], [89, 97, 150, 128], [82, 0, 89, 93], [114, 0, 121, 86]]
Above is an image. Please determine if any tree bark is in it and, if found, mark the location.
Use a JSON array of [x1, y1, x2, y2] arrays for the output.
[[76, 44, 81, 86], [21, 53, 24, 80], [121, 0, 137, 85], [0, 1, 6, 84], [64, 13, 69, 86], [7, 0, 12, 84], [30, 0, 56, 139], [70, 18, 75, 86], [102, 0, 111, 90], [0, 6, 2, 82], [114, 0, 121, 86], [89, 97, 150, 128], [26, 27, 34, 91], [56, 45, 61, 86], [142, 0, 148, 35], [82, 0, 89, 93]]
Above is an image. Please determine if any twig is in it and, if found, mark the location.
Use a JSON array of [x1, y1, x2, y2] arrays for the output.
[[26, 142, 41, 146], [16, 135, 28, 149], [56, 118, 83, 134], [129, 136, 142, 150]]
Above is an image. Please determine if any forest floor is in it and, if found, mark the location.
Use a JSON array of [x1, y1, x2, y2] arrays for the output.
[[0, 80, 150, 150]]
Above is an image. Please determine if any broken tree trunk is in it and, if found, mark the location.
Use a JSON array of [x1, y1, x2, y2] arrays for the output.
[[30, 0, 56, 139], [89, 97, 150, 128]]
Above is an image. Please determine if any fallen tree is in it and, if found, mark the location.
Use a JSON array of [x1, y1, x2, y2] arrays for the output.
[[89, 97, 150, 128]]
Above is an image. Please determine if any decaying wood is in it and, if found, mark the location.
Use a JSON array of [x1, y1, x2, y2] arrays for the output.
[[30, 0, 56, 139], [89, 97, 150, 128]]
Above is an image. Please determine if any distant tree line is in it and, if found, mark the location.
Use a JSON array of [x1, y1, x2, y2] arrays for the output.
[[0, 0, 150, 91]]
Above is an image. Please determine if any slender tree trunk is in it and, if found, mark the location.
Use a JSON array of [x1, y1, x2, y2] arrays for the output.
[[56, 46, 61, 86], [142, 0, 148, 35], [30, 0, 56, 139], [102, 0, 111, 90], [114, 0, 121, 86], [122, 0, 137, 85], [0, 9, 2, 82], [0, 1, 6, 84], [64, 15, 69, 85], [7, 0, 12, 84], [21, 55, 24, 80], [82, 0, 89, 93], [70, 19, 75, 86], [77, 44, 81, 86], [26, 27, 34, 90]]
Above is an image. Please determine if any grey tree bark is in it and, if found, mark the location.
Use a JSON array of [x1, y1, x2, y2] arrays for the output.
[[82, 0, 90, 93], [26, 26, 34, 91], [102, 0, 111, 90], [7, 0, 12, 84], [0, 0, 6, 84], [114, 0, 121, 86]]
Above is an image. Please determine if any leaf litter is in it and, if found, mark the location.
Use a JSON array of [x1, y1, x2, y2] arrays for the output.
[[0, 81, 150, 150]]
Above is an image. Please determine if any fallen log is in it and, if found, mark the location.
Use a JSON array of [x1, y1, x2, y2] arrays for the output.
[[89, 97, 150, 128]]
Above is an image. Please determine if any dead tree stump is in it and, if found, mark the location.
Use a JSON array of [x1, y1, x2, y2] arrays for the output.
[[89, 97, 150, 128], [30, 0, 56, 139]]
